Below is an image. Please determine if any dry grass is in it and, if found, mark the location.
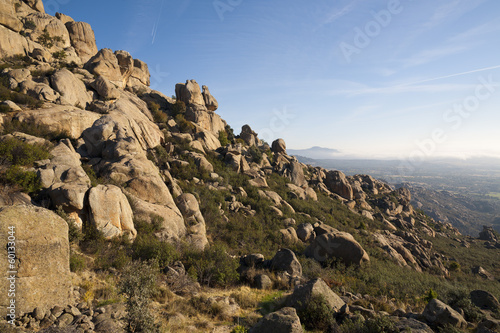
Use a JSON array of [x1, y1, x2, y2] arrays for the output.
[[160, 286, 281, 332]]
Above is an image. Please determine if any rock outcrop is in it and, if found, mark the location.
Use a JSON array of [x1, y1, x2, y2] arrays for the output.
[[37, 139, 91, 228], [88, 184, 136, 239], [65, 21, 98, 63], [422, 299, 467, 329], [286, 278, 345, 312], [305, 224, 369, 266], [175, 193, 208, 250], [249, 307, 303, 333], [0, 205, 72, 317]]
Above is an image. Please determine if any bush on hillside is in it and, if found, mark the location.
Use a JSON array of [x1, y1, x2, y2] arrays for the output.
[[183, 242, 239, 288], [119, 260, 160, 333]]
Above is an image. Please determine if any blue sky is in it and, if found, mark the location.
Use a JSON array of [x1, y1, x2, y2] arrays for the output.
[[47, 0, 500, 159]]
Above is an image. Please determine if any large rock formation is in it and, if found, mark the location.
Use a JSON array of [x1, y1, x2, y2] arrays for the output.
[[422, 299, 467, 329], [50, 68, 92, 107], [0, 205, 72, 317], [64, 21, 98, 63], [175, 193, 208, 250], [286, 278, 345, 312], [14, 104, 101, 139], [88, 185, 137, 239], [176, 79, 226, 135], [175, 79, 205, 107], [37, 139, 91, 228], [305, 224, 369, 266]]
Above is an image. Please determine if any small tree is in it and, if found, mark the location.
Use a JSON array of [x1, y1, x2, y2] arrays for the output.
[[423, 288, 438, 303], [119, 260, 160, 333]]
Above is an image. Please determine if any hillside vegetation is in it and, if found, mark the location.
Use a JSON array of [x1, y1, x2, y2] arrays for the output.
[[0, 1, 499, 333]]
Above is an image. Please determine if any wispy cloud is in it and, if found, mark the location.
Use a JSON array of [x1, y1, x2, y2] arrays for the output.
[[402, 44, 469, 68], [333, 64, 500, 97], [315, 1, 358, 30], [333, 83, 476, 97], [399, 17, 500, 68]]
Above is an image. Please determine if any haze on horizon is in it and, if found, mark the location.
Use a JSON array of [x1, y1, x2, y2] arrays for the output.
[[47, 0, 500, 160]]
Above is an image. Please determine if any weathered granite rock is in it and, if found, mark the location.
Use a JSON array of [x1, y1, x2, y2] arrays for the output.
[[0, 205, 72, 317]]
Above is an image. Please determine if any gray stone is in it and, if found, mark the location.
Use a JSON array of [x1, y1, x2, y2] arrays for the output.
[[422, 299, 466, 329], [470, 290, 500, 311], [270, 248, 302, 277], [249, 307, 303, 333], [286, 278, 345, 313]]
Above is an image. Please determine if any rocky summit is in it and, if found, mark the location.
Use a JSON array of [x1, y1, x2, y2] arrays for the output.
[[0, 1, 499, 332]]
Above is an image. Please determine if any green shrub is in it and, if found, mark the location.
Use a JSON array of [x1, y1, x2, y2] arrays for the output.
[[0, 104, 11, 113], [0, 137, 50, 166], [82, 164, 101, 187], [52, 50, 67, 60], [445, 289, 485, 323], [132, 233, 179, 268], [183, 242, 239, 288], [174, 114, 195, 134], [338, 316, 398, 333], [119, 260, 160, 333], [147, 101, 167, 123], [423, 288, 438, 303], [70, 252, 86, 272], [230, 325, 248, 333], [248, 145, 263, 164], [23, 19, 36, 30], [0, 80, 43, 108], [1, 119, 68, 141], [225, 124, 235, 142], [4, 166, 41, 193], [37, 28, 64, 48], [169, 100, 186, 117], [448, 261, 461, 272], [298, 294, 337, 331], [218, 130, 229, 146]]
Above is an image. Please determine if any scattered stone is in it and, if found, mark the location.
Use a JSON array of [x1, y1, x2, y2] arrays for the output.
[[470, 290, 500, 311], [270, 249, 302, 277], [286, 278, 345, 313], [422, 299, 467, 329], [249, 307, 303, 333]]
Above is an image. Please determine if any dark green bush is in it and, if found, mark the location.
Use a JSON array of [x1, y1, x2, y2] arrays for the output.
[[225, 124, 235, 142], [445, 290, 484, 323], [169, 100, 186, 117], [0, 137, 50, 166], [52, 50, 66, 60], [298, 294, 337, 331], [70, 252, 86, 272], [248, 145, 263, 164], [0, 104, 11, 113], [4, 166, 41, 193], [119, 260, 160, 333], [37, 28, 64, 48], [338, 316, 398, 333], [148, 101, 167, 123], [174, 114, 195, 134], [218, 130, 229, 146], [183, 242, 239, 288], [424, 288, 438, 303], [132, 233, 179, 268], [23, 19, 36, 30], [0, 80, 43, 108], [1, 119, 68, 141]]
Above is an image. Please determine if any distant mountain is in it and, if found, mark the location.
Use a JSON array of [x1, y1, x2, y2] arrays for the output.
[[287, 146, 341, 159]]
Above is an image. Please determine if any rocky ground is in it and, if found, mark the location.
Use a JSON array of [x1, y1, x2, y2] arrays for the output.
[[0, 1, 499, 332]]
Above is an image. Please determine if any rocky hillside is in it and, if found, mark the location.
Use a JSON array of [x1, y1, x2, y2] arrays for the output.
[[408, 184, 500, 236], [0, 1, 499, 332]]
